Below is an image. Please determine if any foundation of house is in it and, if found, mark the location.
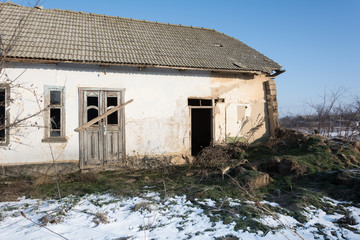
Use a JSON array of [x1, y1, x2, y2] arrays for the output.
[[0, 161, 79, 178]]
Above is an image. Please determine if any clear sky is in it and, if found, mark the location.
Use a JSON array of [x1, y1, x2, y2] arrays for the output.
[[11, 0, 360, 116]]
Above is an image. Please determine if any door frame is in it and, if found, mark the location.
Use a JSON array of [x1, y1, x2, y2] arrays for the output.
[[78, 87, 126, 169], [188, 98, 215, 156]]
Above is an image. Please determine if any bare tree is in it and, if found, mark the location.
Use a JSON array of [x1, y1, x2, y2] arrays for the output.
[[0, 0, 43, 144], [306, 88, 346, 137], [0, 1, 65, 199], [331, 101, 359, 140], [280, 88, 359, 141]]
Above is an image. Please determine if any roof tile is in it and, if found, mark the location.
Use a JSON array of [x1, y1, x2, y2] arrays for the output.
[[0, 2, 282, 73]]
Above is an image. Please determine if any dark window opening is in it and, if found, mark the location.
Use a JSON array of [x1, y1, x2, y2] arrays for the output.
[[0, 128, 4, 141], [0, 89, 5, 141], [191, 108, 213, 156], [87, 96, 98, 107], [201, 100, 212, 106], [107, 97, 118, 124], [107, 97, 117, 107], [50, 108, 61, 129], [188, 98, 213, 107], [108, 112, 118, 125], [87, 108, 99, 125], [50, 91, 61, 105], [188, 99, 200, 106]]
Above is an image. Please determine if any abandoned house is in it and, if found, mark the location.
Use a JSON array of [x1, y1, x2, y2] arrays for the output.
[[0, 2, 284, 175]]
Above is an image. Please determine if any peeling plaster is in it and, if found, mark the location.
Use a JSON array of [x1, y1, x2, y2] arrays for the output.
[[210, 72, 270, 144], [0, 63, 276, 167]]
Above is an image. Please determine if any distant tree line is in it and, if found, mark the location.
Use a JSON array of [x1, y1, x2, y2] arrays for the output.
[[279, 89, 360, 141]]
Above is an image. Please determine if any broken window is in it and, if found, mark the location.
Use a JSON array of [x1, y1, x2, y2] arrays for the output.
[[188, 98, 213, 106], [87, 96, 99, 125], [107, 96, 118, 125], [43, 86, 66, 142], [188, 98, 214, 156], [50, 108, 61, 136], [87, 96, 98, 107], [0, 86, 8, 144]]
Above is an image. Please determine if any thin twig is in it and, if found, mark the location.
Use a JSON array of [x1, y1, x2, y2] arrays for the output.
[[0, 106, 50, 131], [48, 142, 62, 200], [20, 211, 69, 240], [162, 179, 167, 198]]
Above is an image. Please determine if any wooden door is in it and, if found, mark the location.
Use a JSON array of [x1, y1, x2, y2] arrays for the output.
[[79, 89, 125, 168]]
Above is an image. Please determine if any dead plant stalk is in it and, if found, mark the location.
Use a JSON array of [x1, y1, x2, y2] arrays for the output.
[[20, 211, 69, 240]]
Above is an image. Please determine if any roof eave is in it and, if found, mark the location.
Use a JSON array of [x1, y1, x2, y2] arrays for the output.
[[4, 57, 270, 75], [268, 69, 286, 78]]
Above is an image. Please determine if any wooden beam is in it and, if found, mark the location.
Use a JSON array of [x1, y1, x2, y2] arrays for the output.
[[75, 99, 133, 132]]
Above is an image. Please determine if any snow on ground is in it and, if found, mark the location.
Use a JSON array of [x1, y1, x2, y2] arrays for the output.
[[1, 192, 360, 240]]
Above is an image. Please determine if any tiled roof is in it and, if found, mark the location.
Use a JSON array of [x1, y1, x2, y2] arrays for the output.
[[0, 2, 282, 74]]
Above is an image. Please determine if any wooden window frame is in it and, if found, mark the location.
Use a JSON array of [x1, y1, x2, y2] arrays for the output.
[[42, 86, 67, 143], [0, 83, 10, 146]]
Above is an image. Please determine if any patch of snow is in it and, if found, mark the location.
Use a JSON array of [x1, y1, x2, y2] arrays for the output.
[[1, 193, 360, 239], [260, 200, 280, 207], [194, 198, 216, 207]]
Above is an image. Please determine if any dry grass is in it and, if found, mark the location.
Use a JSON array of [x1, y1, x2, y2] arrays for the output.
[[64, 171, 99, 183], [93, 212, 110, 225], [0, 180, 32, 201]]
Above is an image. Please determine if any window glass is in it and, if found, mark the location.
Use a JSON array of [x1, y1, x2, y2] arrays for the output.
[[50, 91, 61, 105], [50, 130, 61, 137]]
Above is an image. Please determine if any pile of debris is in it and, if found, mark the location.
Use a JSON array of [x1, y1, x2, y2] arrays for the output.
[[192, 127, 360, 190]]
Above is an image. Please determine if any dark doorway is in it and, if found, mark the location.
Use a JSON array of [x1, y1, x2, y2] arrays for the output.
[[191, 108, 213, 156]]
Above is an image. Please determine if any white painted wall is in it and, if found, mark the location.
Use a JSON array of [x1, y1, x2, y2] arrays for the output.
[[0, 63, 271, 165], [211, 73, 270, 143]]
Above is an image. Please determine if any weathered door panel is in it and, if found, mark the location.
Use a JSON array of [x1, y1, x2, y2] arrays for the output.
[[79, 89, 125, 168], [84, 130, 102, 165], [103, 91, 124, 164], [104, 130, 121, 162]]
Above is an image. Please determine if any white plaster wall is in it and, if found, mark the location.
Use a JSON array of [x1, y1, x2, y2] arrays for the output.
[[0, 63, 271, 165], [0, 63, 211, 164], [210, 73, 270, 143]]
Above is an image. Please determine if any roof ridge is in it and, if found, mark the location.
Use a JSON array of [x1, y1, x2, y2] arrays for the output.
[[2, 1, 216, 32]]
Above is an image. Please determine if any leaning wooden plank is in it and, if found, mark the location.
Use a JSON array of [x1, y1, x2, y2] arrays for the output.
[[75, 99, 133, 132]]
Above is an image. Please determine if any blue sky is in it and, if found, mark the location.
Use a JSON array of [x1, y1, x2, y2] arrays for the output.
[[12, 0, 360, 116]]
